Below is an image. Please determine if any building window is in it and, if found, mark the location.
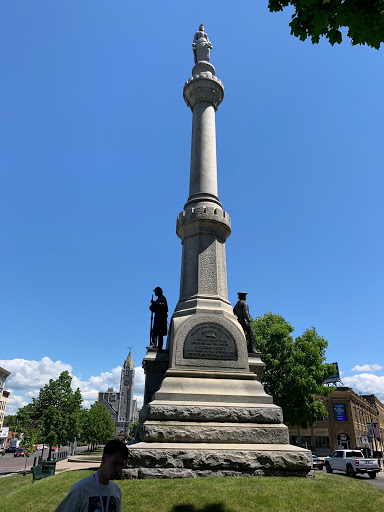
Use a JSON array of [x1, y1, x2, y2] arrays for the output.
[[300, 436, 313, 450], [315, 436, 330, 449]]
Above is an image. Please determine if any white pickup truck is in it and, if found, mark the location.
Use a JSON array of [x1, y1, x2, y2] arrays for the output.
[[324, 449, 381, 479]]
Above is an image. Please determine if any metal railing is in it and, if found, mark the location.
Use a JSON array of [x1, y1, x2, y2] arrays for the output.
[[33, 450, 68, 465]]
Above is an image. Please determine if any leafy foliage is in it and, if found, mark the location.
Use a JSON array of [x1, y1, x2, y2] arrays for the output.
[[3, 414, 18, 431], [126, 419, 140, 441], [15, 404, 40, 474], [81, 401, 116, 451], [33, 371, 82, 457], [16, 404, 39, 456], [252, 312, 336, 428], [268, 0, 384, 49]]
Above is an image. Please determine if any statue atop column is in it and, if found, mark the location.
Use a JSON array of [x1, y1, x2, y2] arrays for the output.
[[149, 287, 168, 350], [192, 24, 213, 64], [233, 292, 257, 354]]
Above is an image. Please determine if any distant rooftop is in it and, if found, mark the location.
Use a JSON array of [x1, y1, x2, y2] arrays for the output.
[[0, 367, 11, 378]]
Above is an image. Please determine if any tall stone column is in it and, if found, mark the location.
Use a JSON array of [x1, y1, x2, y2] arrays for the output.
[[169, 56, 246, 372], [185, 61, 222, 206], [176, 60, 229, 307], [126, 26, 312, 479]]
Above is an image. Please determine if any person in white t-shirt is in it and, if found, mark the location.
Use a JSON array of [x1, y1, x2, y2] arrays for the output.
[[55, 440, 128, 512]]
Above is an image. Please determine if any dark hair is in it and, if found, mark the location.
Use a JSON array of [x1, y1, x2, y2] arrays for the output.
[[103, 440, 128, 459]]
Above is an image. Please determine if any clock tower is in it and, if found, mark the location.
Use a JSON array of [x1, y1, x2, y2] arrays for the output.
[[115, 349, 135, 434]]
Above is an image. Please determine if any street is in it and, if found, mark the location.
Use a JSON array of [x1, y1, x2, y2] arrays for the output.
[[342, 469, 384, 491], [0, 451, 43, 476], [0, 446, 89, 477], [313, 468, 384, 490]]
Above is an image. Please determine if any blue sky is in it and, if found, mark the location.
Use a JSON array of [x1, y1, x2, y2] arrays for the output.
[[1, 1, 383, 415]]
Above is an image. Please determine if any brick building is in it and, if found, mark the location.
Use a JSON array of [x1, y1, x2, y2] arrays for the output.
[[289, 387, 384, 457]]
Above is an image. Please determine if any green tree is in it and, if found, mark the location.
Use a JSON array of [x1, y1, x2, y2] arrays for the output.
[[252, 312, 336, 428], [3, 415, 17, 431], [82, 402, 116, 451], [16, 404, 39, 475], [268, 0, 384, 49], [127, 420, 140, 442], [33, 371, 82, 459], [77, 407, 89, 443]]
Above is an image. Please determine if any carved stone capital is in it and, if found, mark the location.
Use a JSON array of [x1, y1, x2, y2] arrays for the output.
[[183, 74, 224, 111], [176, 205, 231, 242]]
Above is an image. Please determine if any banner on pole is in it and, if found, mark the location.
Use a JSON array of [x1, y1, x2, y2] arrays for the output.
[[373, 422, 381, 440]]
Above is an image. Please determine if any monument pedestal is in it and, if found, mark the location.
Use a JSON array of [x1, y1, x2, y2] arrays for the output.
[[126, 28, 312, 478], [126, 357, 312, 478], [124, 443, 312, 479]]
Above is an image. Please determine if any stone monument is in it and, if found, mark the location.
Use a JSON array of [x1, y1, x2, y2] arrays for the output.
[[125, 26, 312, 478]]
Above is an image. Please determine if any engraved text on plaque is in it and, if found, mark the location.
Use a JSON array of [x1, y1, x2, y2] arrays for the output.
[[183, 322, 238, 360]]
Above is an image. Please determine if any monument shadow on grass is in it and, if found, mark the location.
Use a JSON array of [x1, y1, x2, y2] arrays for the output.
[[172, 504, 235, 512]]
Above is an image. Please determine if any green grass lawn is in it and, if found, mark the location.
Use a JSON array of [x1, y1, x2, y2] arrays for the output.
[[74, 448, 104, 457], [1, 470, 383, 512]]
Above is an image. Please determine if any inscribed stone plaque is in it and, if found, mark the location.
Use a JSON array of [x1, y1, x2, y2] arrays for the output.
[[183, 323, 237, 361]]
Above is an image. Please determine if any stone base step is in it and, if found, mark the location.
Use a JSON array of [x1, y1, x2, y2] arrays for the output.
[[123, 467, 313, 479], [125, 442, 313, 478], [140, 401, 283, 424], [153, 374, 273, 404], [137, 421, 289, 444]]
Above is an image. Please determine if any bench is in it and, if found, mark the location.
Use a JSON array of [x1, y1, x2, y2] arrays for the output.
[[31, 464, 48, 482], [41, 459, 57, 476]]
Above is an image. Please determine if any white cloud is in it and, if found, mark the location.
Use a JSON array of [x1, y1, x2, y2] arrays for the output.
[[351, 364, 383, 373], [71, 366, 123, 409], [0, 357, 144, 415], [5, 392, 29, 414], [25, 390, 40, 398], [133, 395, 143, 409], [133, 366, 145, 396], [0, 357, 72, 391], [343, 373, 384, 401], [132, 367, 145, 409]]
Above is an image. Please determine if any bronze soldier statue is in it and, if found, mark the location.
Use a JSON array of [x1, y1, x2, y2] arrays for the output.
[[150, 287, 168, 350], [233, 292, 257, 354]]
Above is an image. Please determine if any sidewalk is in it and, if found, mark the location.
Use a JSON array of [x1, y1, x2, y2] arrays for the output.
[[55, 455, 101, 473], [0, 455, 101, 478]]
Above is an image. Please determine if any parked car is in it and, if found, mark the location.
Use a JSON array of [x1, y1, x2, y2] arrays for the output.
[[312, 454, 324, 470], [0, 447, 5, 457], [324, 449, 380, 479], [14, 448, 25, 457]]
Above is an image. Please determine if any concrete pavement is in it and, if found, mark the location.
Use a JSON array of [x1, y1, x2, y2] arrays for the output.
[[317, 467, 384, 490], [355, 469, 384, 490], [55, 457, 100, 473], [0, 453, 101, 478]]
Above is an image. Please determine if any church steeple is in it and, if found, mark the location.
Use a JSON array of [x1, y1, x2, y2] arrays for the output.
[[98, 349, 138, 435], [124, 349, 134, 370], [115, 348, 136, 434]]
